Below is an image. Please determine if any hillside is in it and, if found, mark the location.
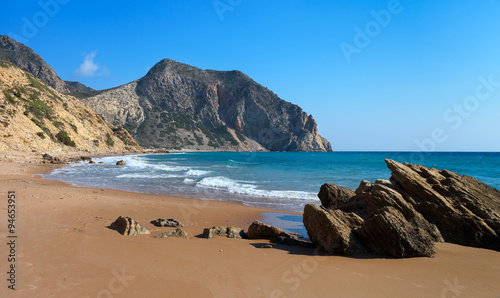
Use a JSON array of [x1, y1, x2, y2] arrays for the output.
[[83, 59, 332, 152], [0, 35, 94, 95], [0, 61, 142, 163]]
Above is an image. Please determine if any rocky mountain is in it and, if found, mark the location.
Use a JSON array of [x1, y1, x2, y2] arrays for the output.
[[82, 59, 332, 151], [304, 159, 500, 258], [0, 35, 94, 95], [0, 61, 141, 162]]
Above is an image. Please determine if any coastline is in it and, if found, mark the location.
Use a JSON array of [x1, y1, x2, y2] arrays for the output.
[[1, 161, 499, 297]]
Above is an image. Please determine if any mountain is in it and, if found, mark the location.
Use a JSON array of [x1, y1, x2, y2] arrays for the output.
[[0, 61, 141, 162], [82, 59, 332, 151], [0, 35, 94, 95]]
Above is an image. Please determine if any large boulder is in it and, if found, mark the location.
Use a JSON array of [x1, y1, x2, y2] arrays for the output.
[[385, 159, 500, 251], [203, 226, 246, 239], [318, 183, 356, 210], [303, 204, 365, 255], [110, 216, 150, 235]]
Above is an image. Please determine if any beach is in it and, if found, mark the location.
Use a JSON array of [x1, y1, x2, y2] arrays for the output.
[[1, 161, 500, 297]]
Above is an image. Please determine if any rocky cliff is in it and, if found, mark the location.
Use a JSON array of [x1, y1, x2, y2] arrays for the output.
[[0, 61, 141, 162], [0, 35, 94, 95], [82, 59, 332, 151]]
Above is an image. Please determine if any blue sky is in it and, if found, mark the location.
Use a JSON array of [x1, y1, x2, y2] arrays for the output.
[[1, 0, 500, 151]]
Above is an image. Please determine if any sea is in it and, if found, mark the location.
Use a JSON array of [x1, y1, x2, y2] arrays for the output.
[[44, 152, 500, 213]]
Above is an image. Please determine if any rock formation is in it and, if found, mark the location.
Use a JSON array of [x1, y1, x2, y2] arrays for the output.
[[304, 159, 500, 258], [110, 216, 150, 236], [82, 59, 332, 152], [0, 35, 94, 95]]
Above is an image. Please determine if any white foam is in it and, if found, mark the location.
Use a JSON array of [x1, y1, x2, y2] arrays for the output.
[[186, 169, 211, 176], [197, 176, 317, 201]]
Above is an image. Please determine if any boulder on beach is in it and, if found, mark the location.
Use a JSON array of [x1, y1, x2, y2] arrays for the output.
[[110, 216, 150, 236], [151, 218, 184, 228], [155, 228, 188, 239], [203, 226, 246, 239], [247, 220, 295, 240], [303, 159, 500, 258], [116, 160, 126, 166]]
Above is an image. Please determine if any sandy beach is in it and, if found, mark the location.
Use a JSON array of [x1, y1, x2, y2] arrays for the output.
[[0, 161, 499, 298]]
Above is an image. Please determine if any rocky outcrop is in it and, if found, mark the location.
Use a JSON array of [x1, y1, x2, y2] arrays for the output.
[[385, 159, 500, 251], [155, 228, 188, 239], [203, 226, 246, 239], [116, 160, 126, 166], [304, 160, 500, 258], [151, 218, 184, 228], [0, 35, 93, 94], [110, 216, 150, 236], [82, 59, 332, 152]]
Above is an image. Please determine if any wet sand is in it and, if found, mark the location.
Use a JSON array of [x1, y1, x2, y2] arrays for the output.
[[0, 161, 499, 297]]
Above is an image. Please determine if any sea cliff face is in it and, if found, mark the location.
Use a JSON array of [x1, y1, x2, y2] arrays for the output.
[[83, 59, 332, 151], [0, 62, 141, 162]]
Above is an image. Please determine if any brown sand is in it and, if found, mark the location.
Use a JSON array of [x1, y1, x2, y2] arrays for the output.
[[0, 161, 499, 297]]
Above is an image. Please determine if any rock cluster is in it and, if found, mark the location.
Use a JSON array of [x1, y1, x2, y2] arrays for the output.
[[304, 159, 500, 258], [203, 226, 246, 239], [155, 228, 188, 239]]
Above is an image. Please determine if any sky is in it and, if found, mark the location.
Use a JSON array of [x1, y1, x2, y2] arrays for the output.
[[1, 0, 499, 151]]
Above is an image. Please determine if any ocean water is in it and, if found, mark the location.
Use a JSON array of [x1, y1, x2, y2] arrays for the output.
[[44, 152, 500, 212]]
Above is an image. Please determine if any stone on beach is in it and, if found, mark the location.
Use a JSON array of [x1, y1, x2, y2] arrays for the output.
[[155, 228, 188, 239], [116, 160, 126, 166], [203, 226, 246, 239], [151, 218, 184, 228], [110, 216, 150, 235]]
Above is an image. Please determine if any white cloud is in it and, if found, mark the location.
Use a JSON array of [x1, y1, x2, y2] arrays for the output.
[[73, 51, 110, 78]]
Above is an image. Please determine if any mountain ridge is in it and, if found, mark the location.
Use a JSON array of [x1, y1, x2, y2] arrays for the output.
[[84, 58, 332, 152]]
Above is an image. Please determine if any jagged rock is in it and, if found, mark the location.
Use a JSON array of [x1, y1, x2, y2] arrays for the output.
[[385, 159, 500, 251], [155, 228, 188, 239], [203, 226, 246, 239], [303, 204, 365, 255], [110, 216, 150, 236], [247, 220, 296, 240], [150, 218, 184, 228], [42, 153, 61, 164], [318, 183, 356, 210], [356, 206, 436, 258], [304, 159, 500, 258], [116, 160, 126, 166], [89, 160, 96, 164]]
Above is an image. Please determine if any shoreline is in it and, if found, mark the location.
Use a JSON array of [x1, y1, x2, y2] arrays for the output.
[[1, 160, 499, 297]]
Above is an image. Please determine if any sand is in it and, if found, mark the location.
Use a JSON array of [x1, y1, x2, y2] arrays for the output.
[[0, 161, 499, 297]]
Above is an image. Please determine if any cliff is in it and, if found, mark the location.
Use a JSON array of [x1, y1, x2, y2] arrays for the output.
[[83, 59, 332, 151], [0, 61, 142, 163]]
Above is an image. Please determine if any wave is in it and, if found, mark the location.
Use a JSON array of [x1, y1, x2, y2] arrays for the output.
[[196, 176, 316, 201]]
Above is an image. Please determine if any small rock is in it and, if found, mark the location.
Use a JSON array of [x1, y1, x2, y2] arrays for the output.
[[203, 226, 246, 239], [247, 220, 296, 240], [155, 228, 188, 239], [255, 244, 274, 249], [110, 216, 150, 235], [116, 160, 126, 166], [151, 218, 184, 228], [89, 160, 95, 164]]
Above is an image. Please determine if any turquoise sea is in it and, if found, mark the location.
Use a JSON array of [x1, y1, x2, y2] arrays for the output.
[[44, 152, 500, 212]]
